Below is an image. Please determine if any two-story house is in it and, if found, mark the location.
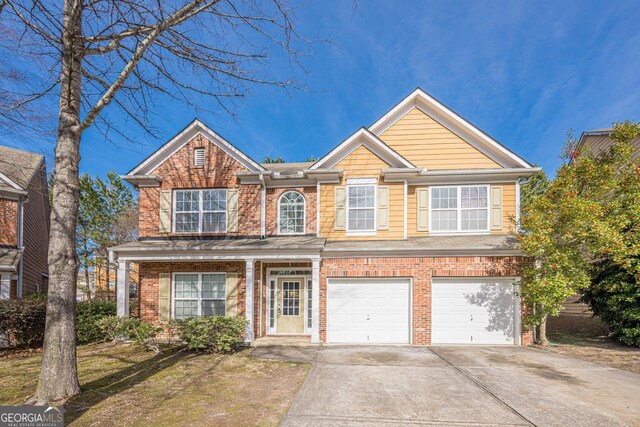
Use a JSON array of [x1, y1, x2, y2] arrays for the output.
[[110, 89, 540, 345], [0, 145, 50, 299]]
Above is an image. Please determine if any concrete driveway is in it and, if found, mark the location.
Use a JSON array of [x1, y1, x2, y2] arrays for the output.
[[281, 346, 640, 426]]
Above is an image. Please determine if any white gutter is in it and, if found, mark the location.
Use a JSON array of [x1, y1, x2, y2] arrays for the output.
[[515, 176, 533, 232], [17, 199, 25, 297], [316, 182, 320, 237], [259, 174, 267, 238]]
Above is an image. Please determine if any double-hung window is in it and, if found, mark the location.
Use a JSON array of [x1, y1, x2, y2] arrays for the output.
[[347, 180, 376, 232], [173, 273, 226, 319], [174, 189, 227, 233], [430, 185, 489, 232]]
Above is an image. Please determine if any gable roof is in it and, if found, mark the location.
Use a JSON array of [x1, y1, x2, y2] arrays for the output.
[[578, 127, 640, 161], [310, 127, 416, 170], [128, 119, 265, 175], [0, 145, 45, 191], [369, 88, 533, 169]]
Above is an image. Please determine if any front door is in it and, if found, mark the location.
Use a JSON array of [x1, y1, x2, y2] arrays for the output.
[[276, 278, 305, 334]]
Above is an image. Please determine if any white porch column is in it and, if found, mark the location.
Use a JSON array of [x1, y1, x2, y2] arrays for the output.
[[116, 261, 130, 317], [0, 273, 10, 300], [311, 258, 320, 343], [245, 259, 255, 342]]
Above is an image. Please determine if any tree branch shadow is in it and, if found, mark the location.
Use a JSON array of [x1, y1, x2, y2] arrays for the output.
[[64, 345, 203, 423]]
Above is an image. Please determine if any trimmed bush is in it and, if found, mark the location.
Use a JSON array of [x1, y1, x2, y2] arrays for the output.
[[76, 301, 117, 344], [96, 316, 162, 352], [0, 295, 47, 348], [176, 316, 247, 353]]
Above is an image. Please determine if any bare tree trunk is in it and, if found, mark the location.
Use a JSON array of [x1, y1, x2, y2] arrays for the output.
[[84, 267, 92, 303], [538, 315, 548, 346], [34, 0, 83, 404]]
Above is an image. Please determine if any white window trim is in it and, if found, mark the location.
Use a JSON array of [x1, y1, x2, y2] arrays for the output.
[[346, 178, 377, 235], [429, 184, 490, 234], [173, 188, 227, 234], [277, 190, 306, 235], [172, 272, 227, 319]]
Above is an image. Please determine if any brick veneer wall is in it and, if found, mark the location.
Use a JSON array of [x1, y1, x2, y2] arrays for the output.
[[265, 187, 317, 236], [0, 197, 18, 246], [138, 261, 246, 323], [138, 134, 262, 238], [320, 256, 533, 346]]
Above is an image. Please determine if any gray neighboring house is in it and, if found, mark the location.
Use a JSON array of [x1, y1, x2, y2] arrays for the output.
[[578, 127, 640, 160], [559, 126, 640, 317], [0, 145, 50, 299]]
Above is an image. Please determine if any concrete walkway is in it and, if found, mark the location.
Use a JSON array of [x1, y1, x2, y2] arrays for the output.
[[280, 345, 640, 426]]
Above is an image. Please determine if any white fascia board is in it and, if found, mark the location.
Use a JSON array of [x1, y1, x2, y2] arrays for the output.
[[321, 247, 523, 258], [310, 128, 415, 170], [115, 250, 322, 262], [128, 119, 265, 175], [369, 88, 533, 169], [120, 174, 162, 188], [0, 171, 23, 190], [394, 167, 541, 185]]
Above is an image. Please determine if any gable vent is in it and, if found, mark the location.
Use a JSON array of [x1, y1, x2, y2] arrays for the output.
[[194, 148, 205, 166]]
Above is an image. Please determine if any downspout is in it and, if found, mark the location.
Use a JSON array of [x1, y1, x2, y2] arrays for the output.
[[17, 199, 25, 297], [259, 174, 266, 238], [515, 177, 531, 233], [258, 261, 263, 338], [403, 180, 408, 240], [316, 182, 320, 237]]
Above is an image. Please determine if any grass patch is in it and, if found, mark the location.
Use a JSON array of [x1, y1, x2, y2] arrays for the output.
[[0, 343, 309, 426], [544, 316, 640, 374]]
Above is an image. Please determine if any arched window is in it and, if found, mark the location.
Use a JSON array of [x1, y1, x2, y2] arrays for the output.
[[278, 191, 305, 234]]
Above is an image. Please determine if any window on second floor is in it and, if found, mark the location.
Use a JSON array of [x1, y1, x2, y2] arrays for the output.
[[347, 182, 376, 232], [430, 185, 489, 233], [278, 191, 305, 234], [174, 189, 226, 233]]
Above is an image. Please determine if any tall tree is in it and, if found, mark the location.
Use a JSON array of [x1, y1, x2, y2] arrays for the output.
[[76, 174, 102, 302], [93, 171, 135, 299], [1, 0, 303, 403], [518, 122, 640, 345]]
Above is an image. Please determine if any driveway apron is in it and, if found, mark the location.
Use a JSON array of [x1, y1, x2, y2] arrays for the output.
[[281, 345, 640, 426]]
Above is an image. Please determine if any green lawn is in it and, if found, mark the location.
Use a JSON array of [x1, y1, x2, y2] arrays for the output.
[[0, 343, 309, 426]]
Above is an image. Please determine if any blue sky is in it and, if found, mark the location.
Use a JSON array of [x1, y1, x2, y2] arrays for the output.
[[6, 0, 640, 179]]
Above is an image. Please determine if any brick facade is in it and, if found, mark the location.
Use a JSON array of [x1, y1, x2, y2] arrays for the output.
[[0, 198, 18, 246], [138, 134, 262, 238], [138, 261, 247, 323], [138, 257, 533, 346], [265, 187, 317, 236]]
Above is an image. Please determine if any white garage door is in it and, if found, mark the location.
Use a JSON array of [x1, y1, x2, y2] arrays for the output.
[[327, 279, 410, 344], [432, 279, 519, 345]]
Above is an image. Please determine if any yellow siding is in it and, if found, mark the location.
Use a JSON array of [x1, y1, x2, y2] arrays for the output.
[[320, 145, 404, 240], [500, 183, 517, 233], [379, 108, 500, 170], [406, 183, 517, 235]]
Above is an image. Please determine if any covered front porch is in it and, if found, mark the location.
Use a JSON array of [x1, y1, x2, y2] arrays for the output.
[[109, 237, 324, 343]]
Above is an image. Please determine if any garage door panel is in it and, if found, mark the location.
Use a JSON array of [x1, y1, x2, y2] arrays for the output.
[[327, 280, 410, 344], [432, 280, 517, 345]]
